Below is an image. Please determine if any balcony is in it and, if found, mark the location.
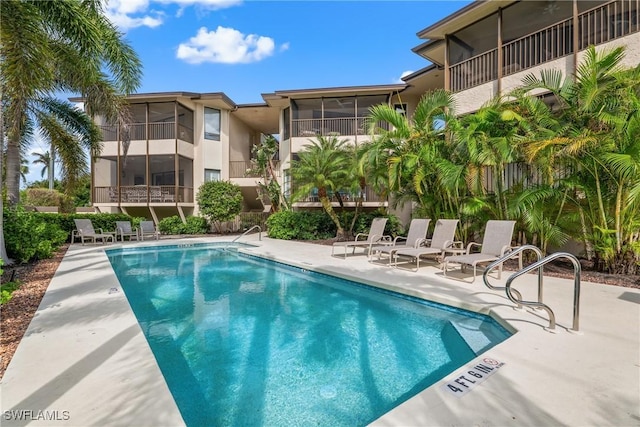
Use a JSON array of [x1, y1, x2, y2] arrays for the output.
[[93, 186, 194, 204], [293, 187, 385, 204], [229, 161, 281, 178], [450, 0, 639, 92], [98, 122, 194, 143], [290, 118, 390, 138]]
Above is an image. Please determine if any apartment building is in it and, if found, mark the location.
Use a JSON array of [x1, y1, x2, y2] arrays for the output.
[[406, 0, 640, 114], [84, 0, 639, 222], [87, 92, 277, 222]]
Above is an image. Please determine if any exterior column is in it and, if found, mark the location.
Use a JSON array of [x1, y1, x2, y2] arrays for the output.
[[497, 7, 503, 94], [572, 0, 579, 76], [444, 35, 450, 92]]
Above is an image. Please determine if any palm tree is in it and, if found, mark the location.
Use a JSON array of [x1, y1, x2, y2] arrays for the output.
[[1, 0, 141, 264], [1, 0, 141, 205], [292, 135, 351, 239], [518, 46, 640, 274], [360, 89, 459, 219], [32, 150, 51, 180]]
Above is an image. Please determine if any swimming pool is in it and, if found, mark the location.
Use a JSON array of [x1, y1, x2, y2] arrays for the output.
[[107, 243, 511, 426]]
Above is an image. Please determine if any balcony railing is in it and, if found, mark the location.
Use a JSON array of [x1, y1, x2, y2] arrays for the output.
[[98, 121, 194, 143], [294, 187, 385, 204], [450, 49, 498, 93], [503, 17, 573, 76], [229, 160, 281, 178], [291, 118, 390, 138], [450, 0, 639, 93], [93, 186, 193, 203]]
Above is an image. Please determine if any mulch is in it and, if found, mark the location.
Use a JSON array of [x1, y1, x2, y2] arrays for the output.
[[0, 239, 637, 381], [0, 243, 70, 380]]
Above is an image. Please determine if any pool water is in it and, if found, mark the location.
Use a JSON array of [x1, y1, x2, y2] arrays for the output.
[[107, 243, 511, 426]]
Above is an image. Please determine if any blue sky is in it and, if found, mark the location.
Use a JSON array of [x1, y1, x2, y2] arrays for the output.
[[106, 0, 472, 103], [27, 0, 472, 185]]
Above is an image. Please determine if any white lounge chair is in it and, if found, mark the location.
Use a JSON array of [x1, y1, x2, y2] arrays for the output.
[[370, 218, 431, 265], [331, 217, 388, 259], [73, 218, 115, 245], [393, 219, 460, 271], [139, 221, 160, 241], [443, 220, 516, 282], [115, 221, 139, 242]]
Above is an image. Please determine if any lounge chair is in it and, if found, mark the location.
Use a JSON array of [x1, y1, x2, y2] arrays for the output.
[[443, 220, 516, 282], [393, 219, 460, 271], [139, 221, 160, 241], [331, 217, 388, 259], [73, 218, 115, 245], [115, 221, 139, 242], [370, 218, 431, 265]]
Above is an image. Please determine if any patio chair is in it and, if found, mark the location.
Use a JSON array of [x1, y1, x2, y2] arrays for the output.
[[393, 219, 460, 271], [73, 218, 115, 245], [443, 220, 516, 282], [370, 218, 431, 265], [139, 220, 160, 241], [331, 217, 388, 259], [115, 221, 139, 242]]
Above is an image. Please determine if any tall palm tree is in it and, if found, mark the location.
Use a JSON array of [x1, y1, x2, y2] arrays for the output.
[[1, 0, 141, 204], [292, 135, 351, 239], [1, 0, 142, 264]]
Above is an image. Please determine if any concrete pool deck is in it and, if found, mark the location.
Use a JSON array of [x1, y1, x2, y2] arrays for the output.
[[1, 236, 638, 426]]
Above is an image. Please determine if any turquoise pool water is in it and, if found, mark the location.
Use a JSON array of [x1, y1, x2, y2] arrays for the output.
[[107, 243, 511, 426]]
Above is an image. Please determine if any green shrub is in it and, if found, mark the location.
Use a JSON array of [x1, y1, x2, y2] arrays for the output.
[[23, 188, 74, 213], [267, 210, 402, 241], [196, 181, 243, 233], [1, 281, 21, 305], [3, 207, 68, 263], [158, 216, 184, 234], [158, 215, 209, 235], [31, 212, 134, 241], [183, 216, 209, 234]]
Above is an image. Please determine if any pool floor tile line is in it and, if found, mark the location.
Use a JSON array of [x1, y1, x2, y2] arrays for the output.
[[1, 236, 639, 426]]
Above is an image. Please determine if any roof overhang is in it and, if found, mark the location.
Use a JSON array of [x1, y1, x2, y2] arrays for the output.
[[232, 103, 280, 135], [415, 0, 516, 40], [271, 84, 407, 99]]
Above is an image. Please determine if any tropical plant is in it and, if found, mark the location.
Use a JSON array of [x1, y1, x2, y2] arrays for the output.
[[196, 181, 243, 234], [291, 135, 352, 239], [361, 90, 460, 220], [1, 0, 142, 264], [517, 46, 640, 274], [249, 134, 289, 211]]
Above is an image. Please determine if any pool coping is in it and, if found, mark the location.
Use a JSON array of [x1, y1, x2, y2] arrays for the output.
[[1, 236, 639, 426]]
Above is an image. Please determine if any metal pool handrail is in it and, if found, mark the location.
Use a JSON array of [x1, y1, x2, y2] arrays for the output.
[[483, 247, 582, 332], [232, 225, 262, 243]]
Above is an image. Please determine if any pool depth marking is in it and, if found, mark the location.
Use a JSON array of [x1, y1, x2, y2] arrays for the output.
[[442, 357, 505, 397]]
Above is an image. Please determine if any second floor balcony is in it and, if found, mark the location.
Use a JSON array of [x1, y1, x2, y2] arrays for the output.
[[290, 118, 391, 138], [450, 0, 638, 92], [98, 121, 194, 143], [94, 185, 194, 204]]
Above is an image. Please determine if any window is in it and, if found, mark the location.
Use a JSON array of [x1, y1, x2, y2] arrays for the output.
[[394, 103, 407, 117], [205, 169, 221, 182], [204, 107, 221, 141]]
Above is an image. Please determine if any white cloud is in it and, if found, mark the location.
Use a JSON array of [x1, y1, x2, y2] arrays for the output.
[[105, 0, 163, 30], [393, 70, 414, 84], [177, 26, 278, 64], [104, 0, 242, 30]]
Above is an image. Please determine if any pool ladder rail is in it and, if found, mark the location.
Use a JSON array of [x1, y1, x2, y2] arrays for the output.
[[482, 245, 582, 333], [232, 225, 262, 243]]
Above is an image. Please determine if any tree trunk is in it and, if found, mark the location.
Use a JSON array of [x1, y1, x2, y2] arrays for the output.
[[5, 138, 22, 206]]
